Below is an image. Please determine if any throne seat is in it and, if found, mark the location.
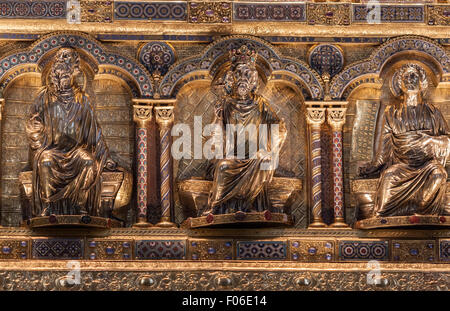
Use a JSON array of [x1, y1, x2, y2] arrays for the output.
[[178, 177, 303, 218], [351, 178, 450, 220], [19, 170, 132, 221]]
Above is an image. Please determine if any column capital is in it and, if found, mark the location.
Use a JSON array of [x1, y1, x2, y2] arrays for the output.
[[155, 106, 174, 127], [133, 105, 153, 125], [306, 107, 326, 128], [327, 107, 347, 131]]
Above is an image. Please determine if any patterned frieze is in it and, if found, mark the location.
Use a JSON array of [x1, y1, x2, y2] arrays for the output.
[[0, 0, 66, 19], [114, 1, 187, 21], [426, 5, 450, 25], [80, 0, 113, 23], [0, 262, 450, 290], [86, 239, 133, 260], [306, 3, 351, 26], [439, 240, 450, 262], [188, 2, 232, 23], [0, 235, 450, 262], [135, 240, 186, 260], [233, 2, 306, 22], [236, 241, 287, 260], [289, 239, 335, 263], [0, 1, 445, 28], [338, 240, 389, 262], [0, 239, 29, 260], [32, 238, 84, 260], [391, 240, 436, 263], [353, 4, 425, 23], [188, 239, 234, 260]]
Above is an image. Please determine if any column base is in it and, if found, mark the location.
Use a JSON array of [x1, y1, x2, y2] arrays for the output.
[[329, 218, 350, 229], [308, 221, 327, 228], [133, 218, 153, 228], [155, 220, 178, 228]]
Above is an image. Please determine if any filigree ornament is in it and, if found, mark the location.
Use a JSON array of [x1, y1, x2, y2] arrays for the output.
[[133, 105, 153, 123], [306, 108, 326, 127]]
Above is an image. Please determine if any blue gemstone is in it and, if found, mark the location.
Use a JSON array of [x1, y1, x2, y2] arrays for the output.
[[105, 247, 115, 255], [224, 255, 232, 260], [292, 242, 299, 248], [394, 256, 400, 261], [292, 253, 299, 260], [380, 219, 387, 224], [89, 241, 96, 248], [325, 243, 332, 249], [20, 241, 27, 247], [224, 242, 232, 247], [325, 254, 332, 261], [20, 253, 26, 259], [123, 242, 130, 248], [308, 247, 317, 255], [207, 248, 216, 254], [394, 243, 400, 248], [2, 246, 11, 254], [90, 253, 96, 260], [428, 257, 434, 261], [123, 253, 130, 259], [192, 254, 199, 260], [427, 243, 434, 249], [410, 249, 418, 256], [191, 242, 198, 247]]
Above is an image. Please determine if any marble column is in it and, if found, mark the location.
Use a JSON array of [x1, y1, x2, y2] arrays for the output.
[[306, 107, 327, 228], [155, 106, 177, 228], [327, 107, 349, 228], [132, 104, 153, 227]]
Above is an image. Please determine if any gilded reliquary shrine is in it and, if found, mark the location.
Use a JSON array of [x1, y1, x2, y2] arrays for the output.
[[0, 0, 448, 291]]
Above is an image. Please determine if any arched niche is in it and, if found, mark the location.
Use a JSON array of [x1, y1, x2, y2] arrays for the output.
[[172, 56, 309, 227], [342, 40, 450, 224], [0, 32, 142, 226], [160, 35, 323, 100]]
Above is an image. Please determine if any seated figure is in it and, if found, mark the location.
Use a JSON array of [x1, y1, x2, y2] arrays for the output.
[[201, 45, 287, 216], [23, 47, 130, 221], [359, 63, 450, 217]]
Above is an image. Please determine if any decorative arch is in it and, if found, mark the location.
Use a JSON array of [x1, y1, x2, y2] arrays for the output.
[[159, 35, 323, 99], [0, 31, 154, 97], [330, 35, 450, 99]]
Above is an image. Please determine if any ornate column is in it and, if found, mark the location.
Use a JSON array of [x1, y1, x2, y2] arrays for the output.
[[327, 107, 349, 228], [306, 107, 327, 228], [132, 104, 153, 227], [155, 106, 177, 228]]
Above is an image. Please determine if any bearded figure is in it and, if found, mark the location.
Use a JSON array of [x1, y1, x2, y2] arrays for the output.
[[203, 45, 287, 216], [25, 47, 117, 217], [359, 63, 450, 217]]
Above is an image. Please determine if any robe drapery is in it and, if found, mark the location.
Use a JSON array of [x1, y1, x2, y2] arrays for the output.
[[207, 95, 286, 215], [26, 88, 110, 216], [372, 102, 450, 216]]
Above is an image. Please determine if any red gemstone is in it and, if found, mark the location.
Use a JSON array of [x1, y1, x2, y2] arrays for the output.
[[440, 216, 446, 223], [409, 215, 420, 224], [235, 211, 246, 221], [264, 210, 272, 221], [49, 215, 57, 224], [206, 213, 214, 223]]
